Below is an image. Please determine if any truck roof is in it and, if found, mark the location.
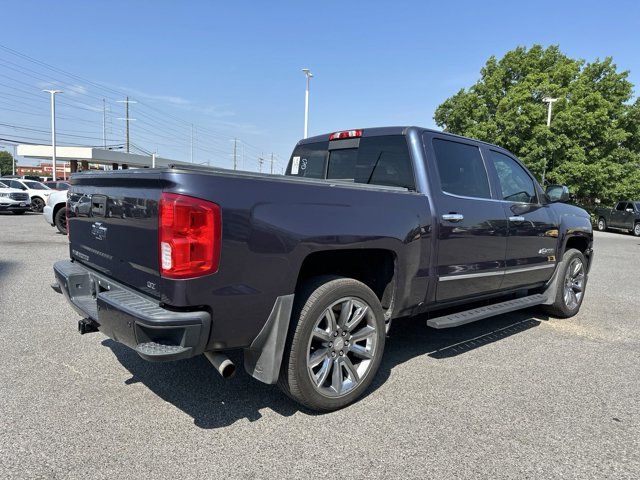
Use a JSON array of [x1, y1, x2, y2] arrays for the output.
[[297, 126, 507, 151]]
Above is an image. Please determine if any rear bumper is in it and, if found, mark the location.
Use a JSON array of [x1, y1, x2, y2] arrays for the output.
[[53, 260, 211, 362]]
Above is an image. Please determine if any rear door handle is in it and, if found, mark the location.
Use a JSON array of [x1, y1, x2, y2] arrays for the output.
[[509, 216, 526, 222], [442, 213, 464, 222]]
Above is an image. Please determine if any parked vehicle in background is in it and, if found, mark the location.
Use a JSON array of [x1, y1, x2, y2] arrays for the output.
[[44, 181, 71, 191], [0, 178, 53, 212], [595, 201, 640, 236], [53, 127, 593, 411], [0, 181, 31, 214], [43, 189, 69, 234]]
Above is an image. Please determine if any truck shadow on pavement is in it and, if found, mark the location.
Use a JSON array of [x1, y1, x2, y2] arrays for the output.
[[103, 308, 548, 429]]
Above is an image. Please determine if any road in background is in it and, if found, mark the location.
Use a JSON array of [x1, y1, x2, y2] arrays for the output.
[[0, 213, 638, 479]]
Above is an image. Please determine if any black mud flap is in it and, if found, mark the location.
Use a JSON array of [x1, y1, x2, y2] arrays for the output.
[[243, 294, 294, 384]]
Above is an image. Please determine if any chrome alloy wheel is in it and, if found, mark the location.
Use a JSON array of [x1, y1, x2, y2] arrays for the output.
[[597, 219, 605, 231], [563, 257, 585, 310], [306, 297, 378, 397], [634, 223, 640, 236]]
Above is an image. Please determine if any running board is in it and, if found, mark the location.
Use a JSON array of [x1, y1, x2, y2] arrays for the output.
[[427, 294, 545, 329]]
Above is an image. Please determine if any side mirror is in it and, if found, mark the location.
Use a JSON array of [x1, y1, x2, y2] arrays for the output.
[[546, 184, 570, 203]]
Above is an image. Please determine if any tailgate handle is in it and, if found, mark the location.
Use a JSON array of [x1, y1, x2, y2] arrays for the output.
[[91, 195, 107, 217]]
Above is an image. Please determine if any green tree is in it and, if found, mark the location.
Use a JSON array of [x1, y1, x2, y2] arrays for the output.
[[434, 45, 640, 204], [0, 150, 14, 176]]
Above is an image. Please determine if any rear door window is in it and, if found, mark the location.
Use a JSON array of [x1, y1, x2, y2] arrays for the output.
[[432, 139, 491, 199]]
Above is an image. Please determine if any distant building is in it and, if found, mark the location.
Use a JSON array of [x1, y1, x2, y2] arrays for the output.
[[16, 161, 99, 179]]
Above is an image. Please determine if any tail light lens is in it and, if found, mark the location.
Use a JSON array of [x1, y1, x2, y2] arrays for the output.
[[329, 129, 363, 140], [158, 192, 221, 279]]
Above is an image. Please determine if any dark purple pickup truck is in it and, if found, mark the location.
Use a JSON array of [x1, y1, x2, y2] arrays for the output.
[[53, 127, 593, 411]]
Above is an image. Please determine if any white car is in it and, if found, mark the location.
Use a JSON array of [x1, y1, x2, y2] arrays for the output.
[[43, 189, 69, 234], [0, 181, 31, 215], [0, 178, 53, 213]]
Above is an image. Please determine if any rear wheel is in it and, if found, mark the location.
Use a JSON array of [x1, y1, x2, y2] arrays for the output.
[[597, 217, 607, 231], [54, 207, 68, 234], [543, 248, 587, 318], [278, 276, 386, 411], [31, 197, 45, 213]]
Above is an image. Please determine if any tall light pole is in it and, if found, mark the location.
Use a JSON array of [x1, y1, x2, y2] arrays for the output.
[[43, 89, 62, 181], [302, 68, 313, 139], [541, 96, 558, 186]]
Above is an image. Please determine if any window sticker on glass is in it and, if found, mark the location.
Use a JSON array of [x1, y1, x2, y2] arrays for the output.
[[291, 156, 300, 174]]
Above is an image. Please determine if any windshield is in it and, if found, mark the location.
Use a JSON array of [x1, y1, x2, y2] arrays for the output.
[[23, 181, 50, 190]]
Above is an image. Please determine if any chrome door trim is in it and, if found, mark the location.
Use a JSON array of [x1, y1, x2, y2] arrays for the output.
[[438, 270, 505, 282], [439, 263, 555, 282], [504, 264, 555, 275]]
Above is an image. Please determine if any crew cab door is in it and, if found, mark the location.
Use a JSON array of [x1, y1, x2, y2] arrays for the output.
[[424, 134, 508, 302], [610, 202, 627, 228], [619, 202, 635, 229], [485, 149, 557, 289]]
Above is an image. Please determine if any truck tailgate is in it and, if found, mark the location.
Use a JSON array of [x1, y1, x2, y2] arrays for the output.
[[68, 171, 163, 299]]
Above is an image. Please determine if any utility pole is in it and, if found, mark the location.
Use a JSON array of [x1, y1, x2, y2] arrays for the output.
[[102, 98, 108, 170], [302, 69, 313, 138], [190, 123, 194, 163], [43, 89, 62, 181], [541, 97, 558, 186], [232, 138, 237, 170], [270, 153, 274, 174], [117, 97, 137, 154], [102, 98, 107, 149], [258, 153, 264, 173]]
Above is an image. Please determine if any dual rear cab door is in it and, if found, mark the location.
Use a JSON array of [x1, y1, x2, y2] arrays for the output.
[[610, 202, 636, 229], [422, 132, 558, 302]]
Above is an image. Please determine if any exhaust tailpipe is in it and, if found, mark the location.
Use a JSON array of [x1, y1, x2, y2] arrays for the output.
[[78, 318, 99, 335], [204, 351, 236, 379]]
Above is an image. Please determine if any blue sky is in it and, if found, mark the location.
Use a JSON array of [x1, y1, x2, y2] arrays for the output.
[[1, 0, 639, 171]]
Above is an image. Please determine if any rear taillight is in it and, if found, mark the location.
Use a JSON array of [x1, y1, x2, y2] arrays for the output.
[[329, 129, 363, 140], [158, 192, 221, 279]]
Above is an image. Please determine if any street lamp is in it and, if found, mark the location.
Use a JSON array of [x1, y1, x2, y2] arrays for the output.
[[302, 68, 313, 139], [43, 89, 63, 181], [541, 96, 558, 185]]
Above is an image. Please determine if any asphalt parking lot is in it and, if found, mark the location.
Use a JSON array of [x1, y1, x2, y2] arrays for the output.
[[0, 212, 638, 479]]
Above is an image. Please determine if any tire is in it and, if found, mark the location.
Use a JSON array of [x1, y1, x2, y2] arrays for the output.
[[634, 222, 640, 237], [278, 276, 386, 412], [54, 207, 68, 235], [543, 248, 588, 318], [31, 197, 45, 213], [12, 210, 26, 215], [597, 217, 607, 231]]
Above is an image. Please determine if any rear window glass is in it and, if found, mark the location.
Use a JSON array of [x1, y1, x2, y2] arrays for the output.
[[432, 139, 490, 199], [286, 136, 415, 190], [285, 141, 328, 179]]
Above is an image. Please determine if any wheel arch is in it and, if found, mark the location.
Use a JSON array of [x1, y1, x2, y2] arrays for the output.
[[295, 248, 398, 319]]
